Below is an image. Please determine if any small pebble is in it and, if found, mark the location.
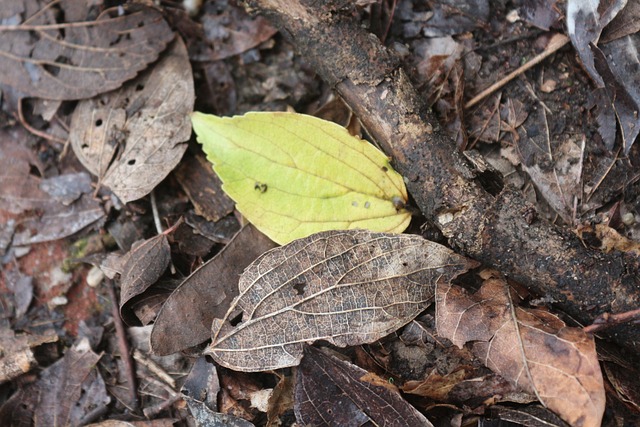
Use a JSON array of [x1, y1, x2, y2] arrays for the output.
[[622, 212, 635, 226], [87, 265, 105, 288], [50, 296, 68, 307]]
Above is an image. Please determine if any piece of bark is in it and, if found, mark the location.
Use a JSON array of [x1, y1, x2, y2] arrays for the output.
[[244, 0, 640, 353]]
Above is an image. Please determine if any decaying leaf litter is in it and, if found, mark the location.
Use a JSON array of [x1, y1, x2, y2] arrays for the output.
[[0, 0, 639, 426]]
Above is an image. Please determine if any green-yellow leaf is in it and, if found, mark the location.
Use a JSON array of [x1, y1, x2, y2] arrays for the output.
[[191, 111, 410, 245]]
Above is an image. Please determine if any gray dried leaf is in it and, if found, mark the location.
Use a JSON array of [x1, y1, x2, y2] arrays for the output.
[[0, 1, 174, 100], [207, 230, 476, 372], [69, 37, 195, 203]]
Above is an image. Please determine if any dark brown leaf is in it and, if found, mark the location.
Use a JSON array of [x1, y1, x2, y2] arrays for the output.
[[181, 356, 220, 411], [207, 230, 477, 372], [295, 346, 433, 426], [69, 37, 194, 203], [0, 1, 174, 100], [267, 374, 294, 426], [436, 271, 605, 427], [119, 234, 171, 326], [601, 0, 640, 42], [174, 152, 235, 223], [151, 225, 277, 356]]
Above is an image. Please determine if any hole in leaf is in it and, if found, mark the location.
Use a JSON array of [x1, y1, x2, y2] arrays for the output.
[[81, 144, 89, 149], [43, 63, 61, 77], [293, 282, 307, 296], [127, 159, 136, 166], [135, 84, 144, 92], [229, 312, 243, 326], [382, 166, 388, 172], [95, 119, 103, 127], [402, 262, 408, 267], [43, 55, 71, 77], [28, 165, 41, 178], [137, 21, 144, 28]]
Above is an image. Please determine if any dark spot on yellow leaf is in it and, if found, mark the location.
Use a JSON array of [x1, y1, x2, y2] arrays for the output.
[[254, 182, 268, 193]]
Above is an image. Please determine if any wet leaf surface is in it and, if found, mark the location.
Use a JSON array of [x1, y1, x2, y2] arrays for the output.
[[436, 271, 605, 427], [70, 37, 195, 203], [207, 230, 476, 371], [295, 346, 433, 426], [0, 1, 174, 101], [151, 225, 276, 355]]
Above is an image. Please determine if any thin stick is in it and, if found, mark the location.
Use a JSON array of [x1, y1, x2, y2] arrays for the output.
[[150, 190, 164, 235], [584, 308, 640, 334], [17, 99, 67, 145], [107, 278, 139, 411], [465, 33, 569, 109], [133, 349, 176, 389]]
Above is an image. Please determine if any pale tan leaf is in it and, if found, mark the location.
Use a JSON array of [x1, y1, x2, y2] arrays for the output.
[[436, 272, 605, 427], [69, 37, 195, 203], [207, 230, 477, 372]]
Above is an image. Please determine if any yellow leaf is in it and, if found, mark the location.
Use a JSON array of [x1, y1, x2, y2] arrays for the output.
[[191, 111, 410, 244]]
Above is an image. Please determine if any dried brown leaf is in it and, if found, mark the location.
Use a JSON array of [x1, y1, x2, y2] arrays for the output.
[[150, 225, 277, 356], [0, 327, 57, 384], [295, 346, 433, 426], [119, 234, 171, 326], [69, 37, 195, 203], [173, 152, 235, 223], [436, 273, 605, 427], [207, 230, 476, 372], [576, 223, 640, 256], [0, 339, 107, 426], [0, 1, 174, 100]]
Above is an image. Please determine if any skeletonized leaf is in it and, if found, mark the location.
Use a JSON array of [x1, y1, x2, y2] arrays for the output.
[[206, 230, 477, 372], [191, 112, 411, 245], [69, 37, 194, 203], [436, 271, 605, 427], [295, 346, 433, 426], [0, 1, 174, 101]]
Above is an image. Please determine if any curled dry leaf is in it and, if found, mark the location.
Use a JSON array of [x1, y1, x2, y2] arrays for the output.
[[295, 346, 433, 426], [207, 230, 477, 372], [70, 37, 195, 203], [119, 234, 171, 326], [436, 272, 605, 427], [0, 1, 174, 100]]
